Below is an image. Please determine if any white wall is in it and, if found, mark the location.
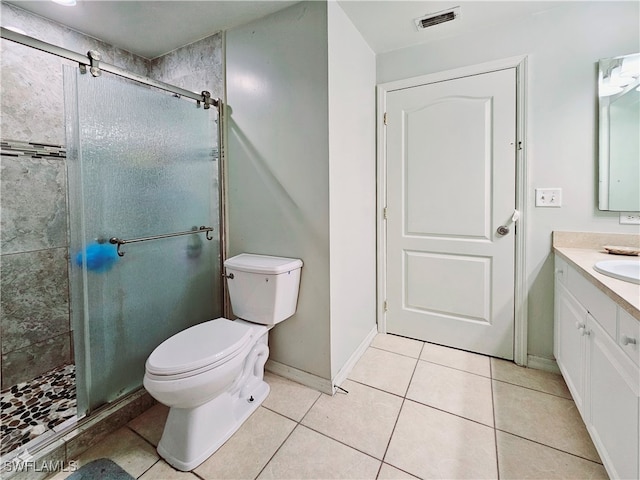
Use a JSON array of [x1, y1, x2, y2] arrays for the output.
[[376, 1, 640, 361], [327, 1, 377, 378], [226, 1, 332, 380], [226, 1, 377, 387]]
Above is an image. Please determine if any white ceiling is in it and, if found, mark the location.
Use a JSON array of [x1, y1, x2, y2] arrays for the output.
[[3, 1, 299, 59], [338, 1, 568, 54], [4, 0, 569, 59]]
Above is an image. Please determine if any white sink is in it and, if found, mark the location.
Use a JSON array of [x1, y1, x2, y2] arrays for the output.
[[594, 259, 640, 284]]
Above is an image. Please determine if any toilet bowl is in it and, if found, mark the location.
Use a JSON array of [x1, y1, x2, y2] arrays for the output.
[[143, 253, 302, 471]]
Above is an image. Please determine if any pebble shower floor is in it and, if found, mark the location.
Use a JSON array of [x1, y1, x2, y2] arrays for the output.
[[0, 364, 76, 456]]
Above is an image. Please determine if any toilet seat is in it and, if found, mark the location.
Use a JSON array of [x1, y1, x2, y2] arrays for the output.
[[145, 318, 253, 379]]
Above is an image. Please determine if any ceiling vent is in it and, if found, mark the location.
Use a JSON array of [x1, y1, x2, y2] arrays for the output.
[[414, 7, 460, 30]]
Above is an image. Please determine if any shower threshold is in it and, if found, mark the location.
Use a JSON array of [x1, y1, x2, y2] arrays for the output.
[[0, 364, 77, 457]]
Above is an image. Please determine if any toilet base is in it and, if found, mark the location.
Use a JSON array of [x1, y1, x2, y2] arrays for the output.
[[157, 379, 270, 471]]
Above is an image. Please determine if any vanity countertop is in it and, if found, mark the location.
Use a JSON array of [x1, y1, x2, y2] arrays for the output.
[[553, 232, 640, 321]]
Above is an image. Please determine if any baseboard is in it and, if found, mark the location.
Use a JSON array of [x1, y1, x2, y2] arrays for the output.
[[331, 325, 378, 393], [265, 326, 378, 396], [527, 354, 560, 374], [265, 360, 334, 395]]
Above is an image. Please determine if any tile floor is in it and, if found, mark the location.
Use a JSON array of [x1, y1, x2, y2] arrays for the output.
[[48, 334, 609, 479]]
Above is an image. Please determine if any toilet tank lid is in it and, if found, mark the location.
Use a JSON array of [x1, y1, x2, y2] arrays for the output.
[[224, 253, 303, 274]]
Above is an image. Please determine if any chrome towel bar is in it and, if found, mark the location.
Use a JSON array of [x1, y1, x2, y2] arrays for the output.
[[109, 226, 214, 257]]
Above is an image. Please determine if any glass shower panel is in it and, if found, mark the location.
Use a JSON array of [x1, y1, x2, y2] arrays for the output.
[[64, 67, 221, 415]]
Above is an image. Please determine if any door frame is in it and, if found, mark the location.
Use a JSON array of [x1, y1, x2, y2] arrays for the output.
[[376, 55, 529, 366]]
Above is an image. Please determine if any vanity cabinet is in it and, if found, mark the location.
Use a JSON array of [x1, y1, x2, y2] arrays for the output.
[[554, 256, 639, 480]]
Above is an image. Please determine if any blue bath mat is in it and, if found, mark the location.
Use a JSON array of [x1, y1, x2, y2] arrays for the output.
[[66, 458, 134, 480]]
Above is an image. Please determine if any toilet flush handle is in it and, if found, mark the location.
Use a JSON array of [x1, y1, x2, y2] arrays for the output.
[[223, 272, 234, 279]]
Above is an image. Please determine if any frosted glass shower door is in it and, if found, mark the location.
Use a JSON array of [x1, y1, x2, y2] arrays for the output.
[[64, 67, 221, 415]]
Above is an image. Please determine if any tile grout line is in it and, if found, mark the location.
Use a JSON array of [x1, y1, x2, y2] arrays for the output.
[[125, 424, 206, 480], [417, 356, 492, 379], [0, 245, 71, 258], [491, 377, 574, 400], [369, 352, 497, 429], [375, 341, 426, 479], [402, 342, 423, 400], [376, 403, 404, 478], [490, 361, 604, 468], [124, 426, 164, 480], [261, 351, 599, 478], [380, 337, 569, 398], [259, 343, 426, 478], [290, 391, 396, 471], [299, 423, 383, 466], [378, 460, 418, 480], [251, 427, 297, 480], [260, 404, 302, 423], [371, 343, 493, 380], [490, 357, 501, 480], [493, 428, 605, 466], [346, 378, 407, 399], [350, 366, 499, 430], [402, 397, 496, 430], [373, 342, 496, 380], [369, 345, 422, 360], [268, 357, 509, 477], [253, 395, 324, 480], [133, 458, 161, 480]]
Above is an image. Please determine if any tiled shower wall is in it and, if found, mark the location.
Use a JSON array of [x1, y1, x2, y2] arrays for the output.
[[0, 2, 223, 389], [0, 141, 71, 389]]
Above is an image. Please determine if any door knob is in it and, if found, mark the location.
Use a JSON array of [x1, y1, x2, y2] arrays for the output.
[[497, 209, 519, 236]]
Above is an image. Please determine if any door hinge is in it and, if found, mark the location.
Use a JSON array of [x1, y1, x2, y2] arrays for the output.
[[383, 112, 388, 125], [383, 300, 388, 312], [383, 207, 388, 220]]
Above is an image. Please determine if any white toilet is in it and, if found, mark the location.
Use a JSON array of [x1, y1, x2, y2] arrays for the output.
[[143, 253, 303, 471]]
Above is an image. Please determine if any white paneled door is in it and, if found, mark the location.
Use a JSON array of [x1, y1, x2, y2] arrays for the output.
[[385, 68, 517, 360]]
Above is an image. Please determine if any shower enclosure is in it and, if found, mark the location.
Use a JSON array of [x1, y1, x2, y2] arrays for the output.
[[64, 67, 223, 415], [0, 23, 224, 460]]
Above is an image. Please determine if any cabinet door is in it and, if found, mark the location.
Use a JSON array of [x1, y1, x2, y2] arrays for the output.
[[554, 282, 587, 411], [588, 314, 639, 480]]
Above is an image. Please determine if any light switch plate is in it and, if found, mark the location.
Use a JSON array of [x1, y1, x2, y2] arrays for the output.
[[535, 188, 562, 207]]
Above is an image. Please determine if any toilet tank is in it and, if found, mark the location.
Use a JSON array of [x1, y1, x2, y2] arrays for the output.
[[224, 254, 303, 325]]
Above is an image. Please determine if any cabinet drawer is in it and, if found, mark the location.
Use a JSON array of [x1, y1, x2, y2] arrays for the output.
[[619, 308, 640, 367], [567, 266, 617, 339]]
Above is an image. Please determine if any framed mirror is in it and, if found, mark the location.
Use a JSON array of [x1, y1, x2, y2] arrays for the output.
[[598, 52, 640, 211]]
